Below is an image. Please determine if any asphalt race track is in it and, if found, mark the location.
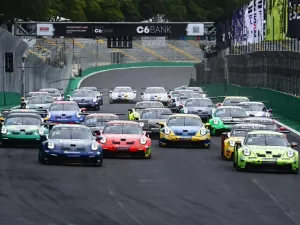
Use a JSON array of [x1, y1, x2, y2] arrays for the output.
[[1, 67, 300, 225]]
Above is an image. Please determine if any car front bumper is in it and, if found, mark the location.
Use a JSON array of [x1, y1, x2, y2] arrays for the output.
[[101, 145, 151, 158], [160, 134, 210, 147]]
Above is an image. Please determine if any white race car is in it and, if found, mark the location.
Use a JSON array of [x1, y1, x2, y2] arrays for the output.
[[141, 87, 168, 105], [109, 86, 136, 103]]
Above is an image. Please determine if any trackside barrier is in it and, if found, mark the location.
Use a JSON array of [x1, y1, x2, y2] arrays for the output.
[[64, 62, 195, 96]]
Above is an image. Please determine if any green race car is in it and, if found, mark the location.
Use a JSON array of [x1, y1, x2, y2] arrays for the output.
[[209, 106, 248, 136], [0, 109, 47, 121], [0, 112, 52, 146], [233, 130, 298, 173], [128, 101, 165, 120]]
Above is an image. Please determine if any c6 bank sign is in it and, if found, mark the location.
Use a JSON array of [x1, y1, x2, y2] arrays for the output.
[[136, 25, 171, 34]]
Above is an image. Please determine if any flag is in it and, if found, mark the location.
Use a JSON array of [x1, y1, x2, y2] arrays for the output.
[[245, 0, 255, 43], [256, 0, 265, 41], [287, 0, 300, 38]]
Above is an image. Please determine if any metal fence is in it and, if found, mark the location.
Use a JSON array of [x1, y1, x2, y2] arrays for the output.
[[195, 51, 300, 96], [0, 28, 73, 98]]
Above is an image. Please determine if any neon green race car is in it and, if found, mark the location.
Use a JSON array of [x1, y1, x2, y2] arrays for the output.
[[233, 131, 298, 173], [128, 101, 165, 120], [209, 106, 248, 136], [0, 112, 53, 146]]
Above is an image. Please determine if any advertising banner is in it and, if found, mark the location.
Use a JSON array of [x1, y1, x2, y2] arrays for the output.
[[287, 0, 300, 38]]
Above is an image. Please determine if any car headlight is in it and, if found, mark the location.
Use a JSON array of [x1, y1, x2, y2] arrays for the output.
[[213, 119, 218, 125], [229, 140, 235, 147], [93, 98, 97, 102], [48, 141, 55, 149], [76, 112, 81, 118], [1, 127, 7, 134], [243, 149, 251, 156], [39, 127, 44, 135], [140, 138, 147, 145], [100, 137, 106, 144], [91, 142, 99, 150], [139, 122, 144, 127], [287, 150, 295, 158], [164, 127, 171, 135], [200, 129, 206, 135]]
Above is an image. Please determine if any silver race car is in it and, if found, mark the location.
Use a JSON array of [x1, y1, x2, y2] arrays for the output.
[[141, 87, 169, 105], [109, 86, 137, 103]]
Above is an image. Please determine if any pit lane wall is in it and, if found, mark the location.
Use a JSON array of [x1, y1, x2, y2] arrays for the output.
[[195, 51, 300, 123], [64, 62, 196, 96]]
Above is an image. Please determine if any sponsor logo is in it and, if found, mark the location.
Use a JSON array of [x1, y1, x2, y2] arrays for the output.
[[39, 27, 49, 31], [136, 26, 171, 34], [94, 27, 114, 34]]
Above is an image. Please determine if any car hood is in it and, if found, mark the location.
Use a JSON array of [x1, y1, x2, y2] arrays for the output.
[[143, 93, 167, 97], [50, 139, 94, 149], [228, 136, 245, 142], [186, 106, 213, 113], [50, 111, 77, 116], [244, 145, 292, 154], [141, 118, 167, 125], [88, 126, 105, 132], [5, 125, 40, 131], [169, 126, 200, 133], [103, 134, 143, 140], [218, 117, 245, 123], [112, 92, 134, 96]]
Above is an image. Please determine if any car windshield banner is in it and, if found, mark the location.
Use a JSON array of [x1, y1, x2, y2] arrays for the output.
[[51, 23, 204, 37]]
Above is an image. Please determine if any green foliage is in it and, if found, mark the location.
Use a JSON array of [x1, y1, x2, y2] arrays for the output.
[[0, 0, 249, 22]]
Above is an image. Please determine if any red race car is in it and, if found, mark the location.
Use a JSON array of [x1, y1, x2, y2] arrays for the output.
[[97, 120, 152, 159]]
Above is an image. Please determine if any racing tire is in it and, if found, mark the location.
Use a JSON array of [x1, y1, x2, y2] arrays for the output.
[[158, 140, 165, 147], [109, 99, 113, 104], [232, 152, 236, 168], [38, 152, 46, 165], [291, 168, 298, 174]]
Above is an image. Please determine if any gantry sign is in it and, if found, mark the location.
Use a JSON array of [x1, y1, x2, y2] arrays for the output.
[[14, 22, 214, 48]]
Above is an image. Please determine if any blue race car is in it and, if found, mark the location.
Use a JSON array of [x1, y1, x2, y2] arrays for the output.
[[66, 90, 101, 110], [78, 87, 104, 105], [39, 124, 103, 166], [180, 98, 215, 122], [44, 101, 86, 124]]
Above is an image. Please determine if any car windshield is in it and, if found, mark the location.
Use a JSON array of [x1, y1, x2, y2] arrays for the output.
[[245, 134, 288, 146], [145, 89, 166, 93], [214, 108, 247, 118], [72, 91, 94, 97], [29, 92, 49, 97], [50, 127, 93, 140], [239, 104, 265, 111], [140, 109, 171, 119], [231, 129, 250, 137], [40, 89, 60, 97], [136, 102, 164, 108], [103, 124, 143, 134], [167, 117, 202, 126], [84, 116, 118, 126], [28, 98, 52, 104], [223, 98, 249, 106], [49, 103, 79, 111], [80, 87, 97, 91], [114, 87, 132, 92], [185, 99, 213, 107], [5, 116, 41, 125], [186, 87, 204, 92]]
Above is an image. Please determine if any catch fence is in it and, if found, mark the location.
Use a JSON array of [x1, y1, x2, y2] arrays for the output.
[[195, 50, 300, 96]]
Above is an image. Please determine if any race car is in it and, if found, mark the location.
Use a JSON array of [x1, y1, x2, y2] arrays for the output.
[[174, 85, 188, 90], [138, 107, 172, 137], [141, 87, 168, 105], [238, 101, 273, 117], [0, 112, 52, 146], [233, 130, 298, 173], [44, 101, 86, 124], [78, 87, 104, 105], [83, 113, 124, 136], [20, 96, 53, 112], [158, 114, 210, 148], [109, 86, 136, 103], [0, 108, 48, 122], [243, 117, 290, 134], [221, 123, 268, 160], [216, 96, 250, 107], [180, 98, 215, 122], [128, 101, 165, 120], [66, 89, 101, 110], [209, 106, 248, 136], [39, 88, 63, 101], [184, 87, 205, 94], [26, 91, 52, 101], [39, 124, 103, 166], [167, 90, 194, 107], [97, 120, 152, 159]]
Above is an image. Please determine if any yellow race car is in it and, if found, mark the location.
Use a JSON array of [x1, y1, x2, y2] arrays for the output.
[[216, 96, 250, 107], [158, 114, 211, 148], [221, 123, 268, 160], [128, 101, 165, 120]]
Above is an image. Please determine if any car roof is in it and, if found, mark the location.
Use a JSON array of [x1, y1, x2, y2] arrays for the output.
[[217, 106, 244, 109], [169, 114, 200, 118], [53, 124, 87, 128], [224, 96, 249, 99], [136, 101, 163, 105], [52, 101, 77, 104], [7, 113, 41, 118], [114, 86, 132, 88], [141, 107, 171, 110], [40, 88, 58, 91], [145, 87, 165, 89], [86, 113, 119, 117], [233, 123, 266, 128], [29, 91, 49, 94], [248, 130, 283, 135], [239, 101, 264, 105], [12, 109, 38, 112], [244, 117, 273, 121], [107, 120, 139, 125], [185, 97, 212, 100]]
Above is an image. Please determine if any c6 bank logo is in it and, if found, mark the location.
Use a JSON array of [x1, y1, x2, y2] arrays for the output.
[[136, 26, 171, 34]]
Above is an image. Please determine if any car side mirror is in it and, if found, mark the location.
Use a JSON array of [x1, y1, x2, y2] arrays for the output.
[[234, 141, 242, 150], [96, 95, 100, 98], [96, 136, 102, 141], [134, 91, 136, 93], [205, 123, 211, 129], [249, 114, 255, 117], [109, 91, 112, 93], [168, 95, 171, 98], [93, 131, 100, 136], [81, 108, 86, 112], [141, 92, 144, 95], [128, 109, 133, 113], [158, 122, 165, 128], [268, 109, 273, 113], [291, 142, 298, 148]]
